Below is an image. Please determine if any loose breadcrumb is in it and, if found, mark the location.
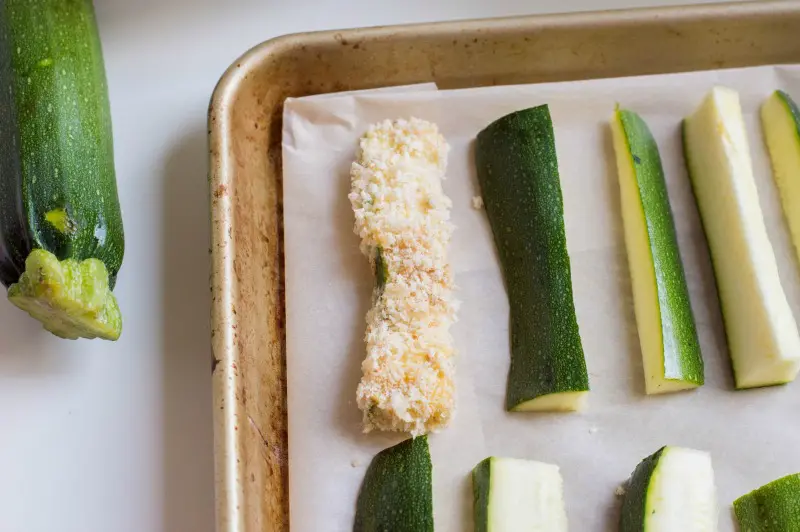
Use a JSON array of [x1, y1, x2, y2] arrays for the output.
[[615, 485, 627, 497], [349, 117, 457, 436], [472, 196, 484, 209]]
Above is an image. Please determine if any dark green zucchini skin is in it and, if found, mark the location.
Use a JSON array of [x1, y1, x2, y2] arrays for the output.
[[475, 105, 590, 410], [0, 0, 123, 289], [619, 446, 665, 532], [472, 457, 492, 531], [354, 436, 433, 532]]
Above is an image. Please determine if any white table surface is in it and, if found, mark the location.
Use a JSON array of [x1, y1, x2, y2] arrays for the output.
[[0, 0, 742, 531]]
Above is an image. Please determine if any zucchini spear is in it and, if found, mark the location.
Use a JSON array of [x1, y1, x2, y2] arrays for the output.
[[683, 87, 800, 387], [611, 108, 704, 394], [475, 105, 590, 411]]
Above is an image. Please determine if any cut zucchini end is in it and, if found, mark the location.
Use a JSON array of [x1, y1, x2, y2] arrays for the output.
[[644, 447, 717, 531], [511, 390, 588, 412], [621, 446, 717, 531], [7, 249, 122, 341], [733, 354, 800, 389], [473, 456, 568, 531], [733, 361, 800, 389], [645, 375, 702, 395]]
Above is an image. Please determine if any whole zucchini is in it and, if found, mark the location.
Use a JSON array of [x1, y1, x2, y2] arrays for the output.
[[0, 0, 123, 340]]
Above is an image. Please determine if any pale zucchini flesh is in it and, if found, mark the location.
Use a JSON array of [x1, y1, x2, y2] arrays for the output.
[[611, 109, 704, 394], [620, 446, 717, 532], [473, 456, 568, 532], [683, 87, 800, 388], [761, 90, 800, 267], [512, 391, 587, 412]]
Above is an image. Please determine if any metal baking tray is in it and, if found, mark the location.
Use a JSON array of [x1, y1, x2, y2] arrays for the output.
[[207, 2, 800, 530]]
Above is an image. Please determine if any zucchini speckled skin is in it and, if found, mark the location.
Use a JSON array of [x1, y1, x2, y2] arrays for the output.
[[612, 108, 704, 393], [0, 0, 124, 339], [475, 105, 590, 411], [354, 436, 433, 532], [735, 473, 800, 531]]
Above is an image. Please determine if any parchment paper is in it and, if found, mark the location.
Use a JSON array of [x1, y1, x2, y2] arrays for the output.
[[282, 66, 800, 531]]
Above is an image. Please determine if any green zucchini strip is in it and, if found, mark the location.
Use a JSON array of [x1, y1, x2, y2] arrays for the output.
[[611, 108, 703, 394], [475, 105, 589, 412]]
